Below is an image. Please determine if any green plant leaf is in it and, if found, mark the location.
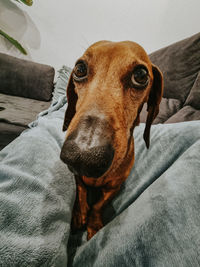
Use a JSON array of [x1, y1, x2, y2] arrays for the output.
[[0, 29, 27, 55], [15, 0, 33, 6], [19, 0, 33, 6], [14, 0, 33, 6]]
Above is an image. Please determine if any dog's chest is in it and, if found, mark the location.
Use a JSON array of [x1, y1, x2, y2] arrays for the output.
[[86, 186, 102, 207]]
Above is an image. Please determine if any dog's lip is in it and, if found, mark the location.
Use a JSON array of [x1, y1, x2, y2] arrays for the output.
[[67, 163, 107, 179], [61, 154, 108, 178], [67, 164, 80, 176]]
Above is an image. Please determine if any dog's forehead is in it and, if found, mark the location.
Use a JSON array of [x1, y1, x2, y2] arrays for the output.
[[83, 41, 151, 66]]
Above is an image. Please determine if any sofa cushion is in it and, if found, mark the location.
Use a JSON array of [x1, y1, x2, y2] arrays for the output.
[[141, 32, 200, 124], [164, 105, 200, 123], [140, 98, 182, 124], [0, 53, 55, 101], [184, 71, 200, 110], [149, 32, 200, 103], [0, 93, 51, 127], [0, 122, 27, 151], [0, 93, 51, 150]]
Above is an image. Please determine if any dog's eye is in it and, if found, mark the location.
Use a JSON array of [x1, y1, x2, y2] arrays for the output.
[[73, 61, 88, 81], [131, 66, 149, 89]]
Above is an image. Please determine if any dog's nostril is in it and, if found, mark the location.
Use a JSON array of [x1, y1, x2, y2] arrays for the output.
[[82, 144, 115, 178], [60, 141, 115, 178], [60, 140, 80, 166]]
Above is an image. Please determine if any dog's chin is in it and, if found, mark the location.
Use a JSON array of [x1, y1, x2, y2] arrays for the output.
[[67, 164, 109, 179], [67, 165, 80, 176]]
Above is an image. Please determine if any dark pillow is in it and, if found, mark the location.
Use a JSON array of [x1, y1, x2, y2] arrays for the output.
[[184, 71, 200, 110], [149, 32, 200, 104], [140, 98, 182, 124], [0, 53, 55, 101], [141, 32, 200, 124], [164, 105, 200, 123]]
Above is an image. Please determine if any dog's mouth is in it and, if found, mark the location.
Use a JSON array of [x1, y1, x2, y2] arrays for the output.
[[66, 161, 112, 179]]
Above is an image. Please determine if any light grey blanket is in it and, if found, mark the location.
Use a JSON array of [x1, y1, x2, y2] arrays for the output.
[[0, 67, 200, 266]]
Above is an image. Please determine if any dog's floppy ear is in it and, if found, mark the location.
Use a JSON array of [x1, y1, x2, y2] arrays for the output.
[[143, 64, 163, 148], [63, 73, 78, 131]]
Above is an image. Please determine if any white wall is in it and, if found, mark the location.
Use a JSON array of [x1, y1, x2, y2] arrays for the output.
[[0, 0, 200, 73]]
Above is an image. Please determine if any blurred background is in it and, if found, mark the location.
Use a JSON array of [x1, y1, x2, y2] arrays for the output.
[[0, 0, 199, 71]]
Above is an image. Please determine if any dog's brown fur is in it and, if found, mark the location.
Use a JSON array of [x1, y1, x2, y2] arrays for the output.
[[62, 41, 163, 240]]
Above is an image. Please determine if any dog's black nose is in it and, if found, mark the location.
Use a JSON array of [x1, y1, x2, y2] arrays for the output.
[[60, 116, 115, 178], [61, 141, 114, 178]]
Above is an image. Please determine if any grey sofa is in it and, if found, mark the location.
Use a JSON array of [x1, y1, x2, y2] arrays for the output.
[[0, 53, 55, 150]]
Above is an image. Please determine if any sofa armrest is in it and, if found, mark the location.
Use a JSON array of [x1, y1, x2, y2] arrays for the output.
[[0, 53, 55, 101]]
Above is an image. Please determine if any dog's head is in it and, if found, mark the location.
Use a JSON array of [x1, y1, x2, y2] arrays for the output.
[[61, 41, 163, 179]]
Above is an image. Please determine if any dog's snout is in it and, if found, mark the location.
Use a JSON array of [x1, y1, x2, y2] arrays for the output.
[[60, 116, 115, 178]]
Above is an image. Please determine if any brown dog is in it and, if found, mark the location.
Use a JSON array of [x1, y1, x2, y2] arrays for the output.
[[60, 41, 163, 240]]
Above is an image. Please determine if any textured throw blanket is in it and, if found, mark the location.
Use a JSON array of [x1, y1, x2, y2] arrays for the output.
[[0, 67, 200, 266]]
